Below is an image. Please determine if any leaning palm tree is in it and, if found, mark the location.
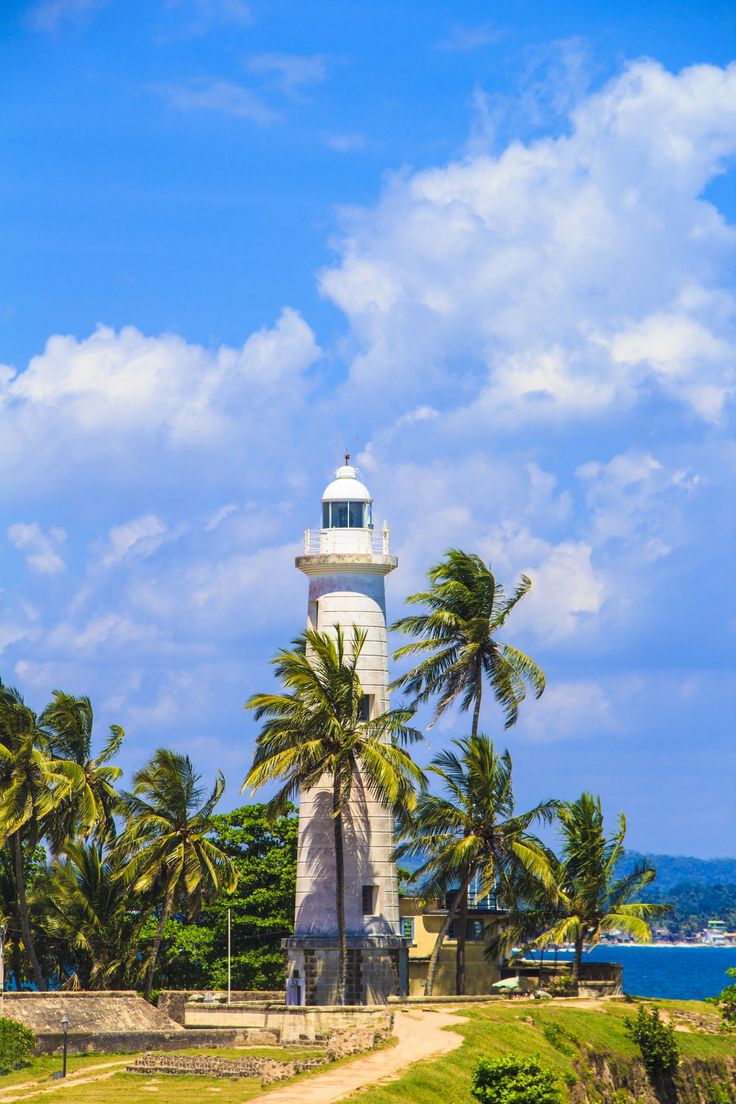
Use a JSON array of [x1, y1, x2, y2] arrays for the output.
[[41, 692, 124, 853], [391, 549, 545, 734], [538, 794, 667, 980], [244, 626, 425, 1005], [114, 749, 237, 1000], [0, 684, 81, 989], [396, 734, 557, 996]]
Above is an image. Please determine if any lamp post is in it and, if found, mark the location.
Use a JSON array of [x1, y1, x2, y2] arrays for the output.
[[0, 923, 6, 1010], [60, 1016, 69, 1078]]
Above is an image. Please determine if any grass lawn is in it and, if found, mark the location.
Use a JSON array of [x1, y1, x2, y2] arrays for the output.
[[0, 1045, 324, 1101], [353, 998, 736, 1104]]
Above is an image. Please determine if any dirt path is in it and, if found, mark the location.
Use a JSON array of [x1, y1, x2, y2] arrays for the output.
[[250, 1007, 466, 1104], [0, 1059, 131, 1103]]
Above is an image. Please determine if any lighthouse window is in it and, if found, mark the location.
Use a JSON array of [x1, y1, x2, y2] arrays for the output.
[[321, 502, 372, 529], [362, 885, 377, 915]]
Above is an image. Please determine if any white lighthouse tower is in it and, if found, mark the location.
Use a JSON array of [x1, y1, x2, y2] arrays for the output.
[[284, 455, 407, 1005]]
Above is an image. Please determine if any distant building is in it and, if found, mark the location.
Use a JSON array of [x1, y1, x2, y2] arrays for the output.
[[399, 894, 506, 996]]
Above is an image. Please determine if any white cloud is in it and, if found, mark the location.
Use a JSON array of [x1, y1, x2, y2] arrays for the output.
[[154, 79, 278, 124], [516, 679, 618, 743], [435, 23, 502, 52], [8, 522, 66, 574], [248, 53, 328, 93], [320, 60, 736, 424], [577, 450, 701, 557], [325, 133, 368, 153], [0, 308, 319, 492], [27, 0, 106, 32], [99, 515, 167, 567]]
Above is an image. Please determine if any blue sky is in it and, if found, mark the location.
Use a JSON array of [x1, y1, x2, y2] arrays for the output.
[[1, 0, 735, 856]]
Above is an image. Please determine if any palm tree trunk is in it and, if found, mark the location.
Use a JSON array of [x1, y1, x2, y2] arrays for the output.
[[12, 832, 46, 990], [471, 680, 482, 738], [455, 882, 469, 995], [332, 775, 348, 1006], [425, 868, 474, 997], [571, 935, 584, 985], [144, 891, 173, 1001]]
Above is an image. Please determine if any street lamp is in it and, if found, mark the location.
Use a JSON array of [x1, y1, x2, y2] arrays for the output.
[[0, 923, 6, 1008], [60, 1016, 69, 1079]]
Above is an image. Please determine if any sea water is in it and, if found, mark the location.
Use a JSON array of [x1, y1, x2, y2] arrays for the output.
[[527, 945, 735, 1001]]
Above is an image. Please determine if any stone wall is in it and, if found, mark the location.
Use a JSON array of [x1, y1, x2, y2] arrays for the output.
[[32, 1027, 268, 1057], [126, 1025, 393, 1086], [157, 990, 284, 1025], [184, 1001, 393, 1044]]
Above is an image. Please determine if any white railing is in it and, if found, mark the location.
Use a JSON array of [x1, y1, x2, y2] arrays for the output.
[[303, 523, 390, 556]]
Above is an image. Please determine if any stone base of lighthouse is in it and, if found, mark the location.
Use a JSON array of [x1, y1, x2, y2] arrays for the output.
[[285, 935, 408, 1006]]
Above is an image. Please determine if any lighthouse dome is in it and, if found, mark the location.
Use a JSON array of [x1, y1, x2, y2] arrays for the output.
[[321, 461, 372, 503], [321, 457, 373, 530]]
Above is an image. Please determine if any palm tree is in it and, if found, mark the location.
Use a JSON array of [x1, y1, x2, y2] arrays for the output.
[[396, 734, 556, 996], [244, 626, 425, 1005], [41, 692, 123, 853], [39, 842, 142, 989], [115, 749, 237, 1000], [538, 794, 667, 980], [0, 685, 80, 989], [391, 549, 545, 734]]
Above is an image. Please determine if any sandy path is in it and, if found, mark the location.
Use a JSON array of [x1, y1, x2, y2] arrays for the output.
[[0, 1059, 131, 1103], [250, 1007, 465, 1104]]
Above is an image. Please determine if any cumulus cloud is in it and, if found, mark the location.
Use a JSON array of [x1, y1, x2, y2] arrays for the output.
[[0, 308, 320, 493], [321, 60, 736, 423], [8, 522, 66, 574]]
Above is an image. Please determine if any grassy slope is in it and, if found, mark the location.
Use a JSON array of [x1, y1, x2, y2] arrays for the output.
[[353, 999, 736, 1104]]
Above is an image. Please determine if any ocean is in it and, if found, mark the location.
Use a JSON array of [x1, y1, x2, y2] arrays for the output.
[[528, 945, 735, 1001]]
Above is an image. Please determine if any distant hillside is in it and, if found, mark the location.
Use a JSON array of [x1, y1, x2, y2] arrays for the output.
[[621, 851, 736, 893]]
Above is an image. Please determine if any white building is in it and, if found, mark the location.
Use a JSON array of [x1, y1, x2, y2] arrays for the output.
[[284, 457, 406, 1004]]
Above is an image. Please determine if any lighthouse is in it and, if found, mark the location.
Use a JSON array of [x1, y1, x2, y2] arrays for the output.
[[284, 456, 407, 1005]]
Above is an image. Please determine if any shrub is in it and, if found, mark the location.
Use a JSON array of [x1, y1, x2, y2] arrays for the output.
[[0, 1017, 36, 1073], [546, 971, 577, 998], [541, 1021, 578, 1056], [470, 1056, 562, 1104], [623, 1004, 679, 1078], [713, 967, 736, 1032]]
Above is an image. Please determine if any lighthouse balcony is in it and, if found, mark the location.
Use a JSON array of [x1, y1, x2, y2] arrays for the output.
[[304, 525, 391, 556]]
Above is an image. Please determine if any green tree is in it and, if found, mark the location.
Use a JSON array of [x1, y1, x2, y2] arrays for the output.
[[539, 794, 667, 979], [0, 685, 80, 989], [39, 842, 143, 989], [391, 550, 546, 989], [40, 692, 123, 853], [151, 804, 298, 991], [396, 735, 556, 996], [391, 549, 545, 734], [115, 749, 237, 1000], [245, 627, 424, 1005]]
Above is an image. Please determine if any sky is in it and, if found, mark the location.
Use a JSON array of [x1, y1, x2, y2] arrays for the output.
[[1, 0, 735, 857]]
